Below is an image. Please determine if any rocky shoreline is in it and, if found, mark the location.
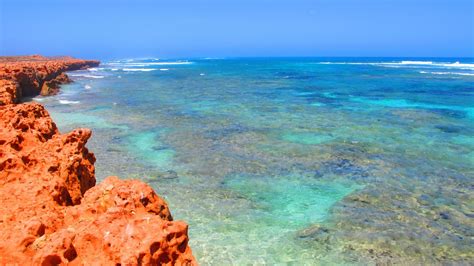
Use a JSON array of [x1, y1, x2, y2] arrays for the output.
[[0, 56, 197, 265]]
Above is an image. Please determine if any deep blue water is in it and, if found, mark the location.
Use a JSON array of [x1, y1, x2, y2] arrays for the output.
[[37, 58, 473, 264]]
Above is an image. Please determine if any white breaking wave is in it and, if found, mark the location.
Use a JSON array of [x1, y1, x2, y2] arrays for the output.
[[315, 61, 474, 70], [109, 61, 193, 67], [159, 68, 169, 71], [439, 62, 474, 69], [69, 74, 105, 79], [419, 71, 474, 76], [88, 68, 105, 72], [59, 99, 80, 104], [84, 85, 92, 89], [122, 68, 156, 72], [399, 61, 433, 65]]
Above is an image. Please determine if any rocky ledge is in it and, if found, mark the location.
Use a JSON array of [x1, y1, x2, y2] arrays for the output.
[[0, 55, 100, 105], [0, 56, 197, 265]]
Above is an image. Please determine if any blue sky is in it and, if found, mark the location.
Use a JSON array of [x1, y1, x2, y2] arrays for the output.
[[1, 0, 473, 59]]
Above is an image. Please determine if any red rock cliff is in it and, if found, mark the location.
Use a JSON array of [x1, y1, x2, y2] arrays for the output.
[[0, 56, 197, 265], [0, 55, 100, 105]]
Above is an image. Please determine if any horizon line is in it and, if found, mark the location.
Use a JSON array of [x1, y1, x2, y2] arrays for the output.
[[1, 54, 473, 60]]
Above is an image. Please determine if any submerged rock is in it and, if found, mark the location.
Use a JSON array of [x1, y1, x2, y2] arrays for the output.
[[161, 170, 180, 179], [435, 125, 462, 134], [314, 157, 369, 180], [297, 224, 331, 243]]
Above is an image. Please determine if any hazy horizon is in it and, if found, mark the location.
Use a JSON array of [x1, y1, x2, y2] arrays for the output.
[[1, 0, 473, 59]]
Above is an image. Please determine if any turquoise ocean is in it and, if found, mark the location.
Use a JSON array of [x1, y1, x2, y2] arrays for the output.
[[35, 58, 473, 264]]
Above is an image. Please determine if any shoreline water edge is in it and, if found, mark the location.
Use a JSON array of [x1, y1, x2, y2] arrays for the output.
[[0, 55, 197, 264]]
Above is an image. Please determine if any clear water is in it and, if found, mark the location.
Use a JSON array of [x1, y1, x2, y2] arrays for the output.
[[37, 58, 474, 264]]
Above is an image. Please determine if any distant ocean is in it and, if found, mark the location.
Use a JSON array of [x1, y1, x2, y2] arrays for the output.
[[36, 58, 474, 264]]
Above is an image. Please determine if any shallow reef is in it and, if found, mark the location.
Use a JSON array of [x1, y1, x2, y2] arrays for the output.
[[42, 58, 474, 264]]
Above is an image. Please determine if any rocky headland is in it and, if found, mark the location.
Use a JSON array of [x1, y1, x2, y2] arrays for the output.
[[0, 56, 197, 265]]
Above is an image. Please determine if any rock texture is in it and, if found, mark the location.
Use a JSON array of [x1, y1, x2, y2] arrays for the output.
[[0, 56, 197, 265], [0, 55, 99, 105]]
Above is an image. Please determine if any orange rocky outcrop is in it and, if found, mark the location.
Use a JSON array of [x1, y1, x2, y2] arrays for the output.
[[0, 55, 100, 105], [0, 56, 197, 265]]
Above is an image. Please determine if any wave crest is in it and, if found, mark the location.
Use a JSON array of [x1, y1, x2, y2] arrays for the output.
[[122, 68, 156, 72]]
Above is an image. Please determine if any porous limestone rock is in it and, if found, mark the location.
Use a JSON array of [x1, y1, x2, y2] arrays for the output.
[[0, 57, 197, 265]]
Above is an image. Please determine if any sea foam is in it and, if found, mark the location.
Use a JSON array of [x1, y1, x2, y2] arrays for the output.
[[399, 61, 433, 65], [439, 62, 474, 69], [59, 99, 80, 105], [420, 71, 474, 76], [109, 61, 193, 67], [69, 74, 105, 79], [122, 68, 156, 72], [316, 61, 474, 70], [88, 68, 105, 72]]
